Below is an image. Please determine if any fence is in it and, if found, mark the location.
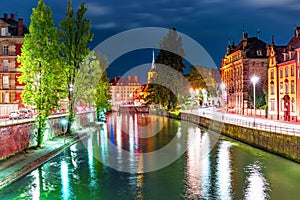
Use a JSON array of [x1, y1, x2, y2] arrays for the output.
[[182, 109, 300, 135]]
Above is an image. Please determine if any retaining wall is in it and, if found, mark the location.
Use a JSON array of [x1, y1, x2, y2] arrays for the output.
[[0, 112, 95, 160], [179, 112, 300, 163]]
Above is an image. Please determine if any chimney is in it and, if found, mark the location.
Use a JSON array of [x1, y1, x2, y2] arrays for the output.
[[4, 13, 8, 21], [11, 13, 15, 20], [134, 76, 138, 82], [128, 75, 131, 81], [18, 18, 23, 36]]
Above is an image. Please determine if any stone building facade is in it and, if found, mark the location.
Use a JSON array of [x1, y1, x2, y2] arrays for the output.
[[220, 32, 269, 114]]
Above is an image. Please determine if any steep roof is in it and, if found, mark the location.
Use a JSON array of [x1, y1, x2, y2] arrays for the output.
[[0, 14, 28, 36], [234, 37, 267, 58]]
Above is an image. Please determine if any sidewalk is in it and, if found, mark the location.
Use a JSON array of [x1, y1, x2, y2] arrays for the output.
[[0, 126, 96, 189]]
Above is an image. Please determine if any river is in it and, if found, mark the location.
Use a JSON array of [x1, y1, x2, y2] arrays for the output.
[[0, 113, 300, 199]]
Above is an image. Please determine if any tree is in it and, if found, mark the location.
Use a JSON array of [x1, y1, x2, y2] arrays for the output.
[[74, 51, 102, 107], [146, 28, 187, 110], [60, 0, 93, 134], [95, 69, 111, 120], [73, 51, 111, 118], [18, 0, 66, 147]]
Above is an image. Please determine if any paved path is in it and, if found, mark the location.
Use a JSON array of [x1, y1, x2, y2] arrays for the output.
[[0, 127, 96, 189], [182, 108, 300, 135]]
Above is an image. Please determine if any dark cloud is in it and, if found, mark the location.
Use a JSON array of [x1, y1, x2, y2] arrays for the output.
[[2, 0, 300, 77]]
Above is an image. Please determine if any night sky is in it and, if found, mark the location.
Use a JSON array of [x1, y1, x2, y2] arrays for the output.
[[2, 0, 300, 82]]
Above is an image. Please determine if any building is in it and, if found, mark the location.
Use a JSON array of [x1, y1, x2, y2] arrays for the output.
[[110, 75, 143, 105], [268, 27, 300, 121], [147, 50, 156, 83], [220, 31, 269, 114], [0, 13, 28, 114]]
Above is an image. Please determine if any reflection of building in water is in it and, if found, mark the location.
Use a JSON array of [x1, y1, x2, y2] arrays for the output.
[[109, 75, 143, 105], [216, 141, 233, 199], [185, 127, 202, 199]]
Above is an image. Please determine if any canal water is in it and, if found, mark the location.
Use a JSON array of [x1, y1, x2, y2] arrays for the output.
[[1, 113, 300, 200]]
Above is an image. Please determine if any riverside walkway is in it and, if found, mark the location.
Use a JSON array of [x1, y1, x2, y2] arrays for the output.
[[182, 108, 300, 135]]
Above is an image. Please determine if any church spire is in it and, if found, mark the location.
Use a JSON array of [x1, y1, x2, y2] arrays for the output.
[[151, 50, 155, 70]]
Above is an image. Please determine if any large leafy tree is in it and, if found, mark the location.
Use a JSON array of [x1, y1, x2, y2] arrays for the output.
[[95, 69, 111, 120], [18, 0, 66, 147], [60, 0, 93, 133], [146, 28, 187, 110], [73, 51, 111, 117]]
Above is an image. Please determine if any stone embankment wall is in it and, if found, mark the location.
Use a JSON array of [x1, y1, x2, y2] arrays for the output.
[[0, 112, 95, 160], [178, 112, 300, 163]]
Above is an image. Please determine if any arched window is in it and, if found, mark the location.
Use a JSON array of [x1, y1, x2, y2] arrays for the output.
[[270, 81, 274, 95]]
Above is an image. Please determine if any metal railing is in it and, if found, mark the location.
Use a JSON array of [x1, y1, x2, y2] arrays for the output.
[[182, 109, 300, 135]]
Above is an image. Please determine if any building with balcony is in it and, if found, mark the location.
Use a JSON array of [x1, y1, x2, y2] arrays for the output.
[[110, 75, 143, 105], [268, 27, 300, 121], [0, 13, 28, 114], [220, 31, 269, 114]]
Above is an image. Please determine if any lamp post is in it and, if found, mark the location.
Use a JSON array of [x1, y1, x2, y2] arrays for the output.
[[251, 75, 259, 126]]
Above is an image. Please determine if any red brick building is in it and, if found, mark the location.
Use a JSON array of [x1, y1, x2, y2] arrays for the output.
[[0, 13, 28, 114]]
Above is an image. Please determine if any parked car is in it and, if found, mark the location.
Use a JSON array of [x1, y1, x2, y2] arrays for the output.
[[9, 111, 21, 120], [19, 109, 33, 118]]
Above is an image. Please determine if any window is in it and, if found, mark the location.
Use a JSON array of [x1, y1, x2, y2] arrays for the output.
[[3, 45, 8, 55], [291, 81, 295, 94], [280, 82, 283, 94], [298, 52, 300, 63], [285, 67, 289, 77], [285, 81, 289, 94], [3, 92, 9, 103], [1, 28, 6, 36], [291, 98, 295, 112], [291, 65, 295, 76], [270, 100, 275, 111], [270, 70, 274, 79], [3, 60, 8, 72], [270, 83, 274, 95], [281, 99, 284, 111], [257, 50, 262, 56], [3, 76, 9, 89], [298, 69, 300, 79], [280, 68, 283, 78]]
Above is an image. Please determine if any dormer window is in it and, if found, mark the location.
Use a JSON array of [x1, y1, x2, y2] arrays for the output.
[[1, 27, 6, 36], [257, 49, 262, 56]]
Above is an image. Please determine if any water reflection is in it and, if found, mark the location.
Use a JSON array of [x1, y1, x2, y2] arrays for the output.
[[60, 159, 70, 200], [1, 113, 300, 200], [185, 127, 202, 199], [244, 162, 270, 200], [216, 141, 233, 200]]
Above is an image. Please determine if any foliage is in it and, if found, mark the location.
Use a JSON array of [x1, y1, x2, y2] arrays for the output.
[[95, 69, 111, 120], [146, 28, 187, 110], [60, 0, 93, 133], [73, 51, 111, 120], [248, 82, 266, 108], [74, 51, 101, 106], [186, 65, 219, 97], [18, 0, 66, 147]]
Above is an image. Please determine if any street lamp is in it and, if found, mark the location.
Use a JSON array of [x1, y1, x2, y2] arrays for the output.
[[251, 75, 259, 126]]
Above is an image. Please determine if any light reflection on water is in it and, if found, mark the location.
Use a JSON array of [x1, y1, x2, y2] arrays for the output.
[[1, 113, 300, 200]]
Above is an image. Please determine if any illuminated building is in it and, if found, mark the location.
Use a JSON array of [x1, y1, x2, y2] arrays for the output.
[[268, 27, 300, 121], [110, 75, 143, 105], [0, 13, 28, 114], [220, 31, 269, 114]]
